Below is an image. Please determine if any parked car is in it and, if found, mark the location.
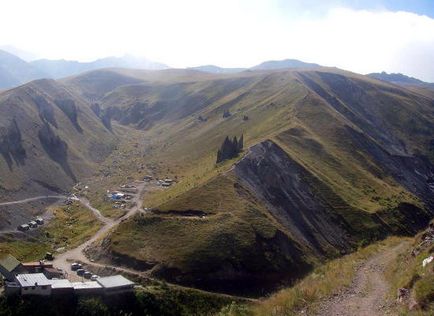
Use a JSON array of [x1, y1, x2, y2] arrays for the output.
[[90, 275, 99, 281], [28, 221, 38, 228], [83, 271, 92, 279], [45, 252, 54, 261], [17, 224, 30, 231], [76, 269, 85, 276], [35, 218, 44, 225], [71, 263, 80, 271]]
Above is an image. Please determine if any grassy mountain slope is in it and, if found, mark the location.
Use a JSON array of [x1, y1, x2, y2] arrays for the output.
[[1, 59, 432, 298], [0, 79, 117, 202], [69, 68, 434, 295]]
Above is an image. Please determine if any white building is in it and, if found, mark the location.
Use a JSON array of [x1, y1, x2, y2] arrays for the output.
[[72, 281, 103, 295], [16, 273, 52, 296], [8, 272, 134, 297], [50, 279, 74, 295], [96, 275, 135, 295]]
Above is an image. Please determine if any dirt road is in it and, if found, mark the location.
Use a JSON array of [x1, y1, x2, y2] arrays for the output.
[[316, 242, 408, 316], [53, 181, 146, 280], [0, 195, 67, 206]]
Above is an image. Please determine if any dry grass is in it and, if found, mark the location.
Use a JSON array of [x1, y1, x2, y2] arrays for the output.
[[385, 226, 434, 315], [0, 202, 102, 262], [42, 201, 102, 250], [252, 237, 406, 316]]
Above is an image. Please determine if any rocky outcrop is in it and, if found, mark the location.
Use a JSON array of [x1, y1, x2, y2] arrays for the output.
[[234, 140, 433, 256], [234, 140, 353, 256]]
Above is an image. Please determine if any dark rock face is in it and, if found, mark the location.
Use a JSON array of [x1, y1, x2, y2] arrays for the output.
[[234, 140, 353, 256], [344, 127, 434, 211], [234, 140, 433, 256], [38, 123, 76, 181], [0, 119, 26, 170]]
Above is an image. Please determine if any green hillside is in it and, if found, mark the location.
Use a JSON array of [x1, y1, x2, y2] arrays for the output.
[[65, 68, 434, 295], [0, 79, 117, 202], [0, 66, 432, 296]]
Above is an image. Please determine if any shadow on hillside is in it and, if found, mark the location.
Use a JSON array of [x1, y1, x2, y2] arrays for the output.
[[54, 99, 83, 133], [0, 119, 27, 170], [33, 95, 58, 128], [38, 122, 77, 182]]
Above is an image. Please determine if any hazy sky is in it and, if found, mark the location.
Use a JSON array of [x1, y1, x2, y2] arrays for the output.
[[1, 0, 434, 81]]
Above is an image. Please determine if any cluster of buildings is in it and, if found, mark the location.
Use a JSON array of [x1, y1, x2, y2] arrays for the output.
[[0, 254, 134, 297], [107, 183, 138, 205]]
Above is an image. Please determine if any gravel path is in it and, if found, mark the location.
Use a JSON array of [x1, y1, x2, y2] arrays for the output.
[[315, 242, 408, 316], [53, 181, 147, 280], [0, 195, 67, 206]]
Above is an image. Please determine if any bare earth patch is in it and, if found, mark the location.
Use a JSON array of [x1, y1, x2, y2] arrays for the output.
[[316, 242, 409, 316]]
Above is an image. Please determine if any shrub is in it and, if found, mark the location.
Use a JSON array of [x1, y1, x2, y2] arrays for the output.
[[414, 275, 434, 307]]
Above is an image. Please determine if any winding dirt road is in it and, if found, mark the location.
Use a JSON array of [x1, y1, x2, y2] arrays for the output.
[[316, 242, 408, 316], [53, 181, 147, 280]]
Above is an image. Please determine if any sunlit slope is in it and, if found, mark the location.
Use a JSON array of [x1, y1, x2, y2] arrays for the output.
[[96, 69, 433, 210], [95, 69, 434, 294]]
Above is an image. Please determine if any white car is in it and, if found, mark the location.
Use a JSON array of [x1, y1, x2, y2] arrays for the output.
[[90, 275, 99, 281]]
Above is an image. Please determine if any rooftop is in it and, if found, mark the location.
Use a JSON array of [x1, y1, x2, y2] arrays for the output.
[[71, 281, 102, 290], [0, 254, 21, 273], [50, 279, 73, 289], [97, 275, 134, 288], [22, 261, 53, 268], [16, 273, 51, 287]]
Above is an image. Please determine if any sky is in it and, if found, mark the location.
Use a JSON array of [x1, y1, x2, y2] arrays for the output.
[[1, 0, 434, 81]]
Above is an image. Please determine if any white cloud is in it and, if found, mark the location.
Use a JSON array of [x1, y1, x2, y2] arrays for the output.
[[0, 1, 433, 81], [286, 8, 434, 81]]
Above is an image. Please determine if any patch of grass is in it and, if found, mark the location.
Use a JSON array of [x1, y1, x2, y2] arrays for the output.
[[110, 174, 311, 296], [414, 275, 434, 307], [0, 201, 102, 263], [0, 238, 50, 262], [42, 202, 102, 250], [385, 225, 434, 315]]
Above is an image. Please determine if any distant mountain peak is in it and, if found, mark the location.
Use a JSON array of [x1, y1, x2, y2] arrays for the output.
[[0, 49, 47, 89], [188, 65, 246, 74], [367, 71, 426, 85], [251, 59, 320, 70]]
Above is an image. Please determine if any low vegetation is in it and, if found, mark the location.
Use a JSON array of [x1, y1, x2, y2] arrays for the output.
[[0, 238, 50, 262], [247, 237, 406, 315], [216, 135, 244, 163], [0, 284, 234, 316], [42, 202, 102, 250], [109, 174, 310, 296], [0, 202, 100, 262], [385, 223, 434, 315]]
